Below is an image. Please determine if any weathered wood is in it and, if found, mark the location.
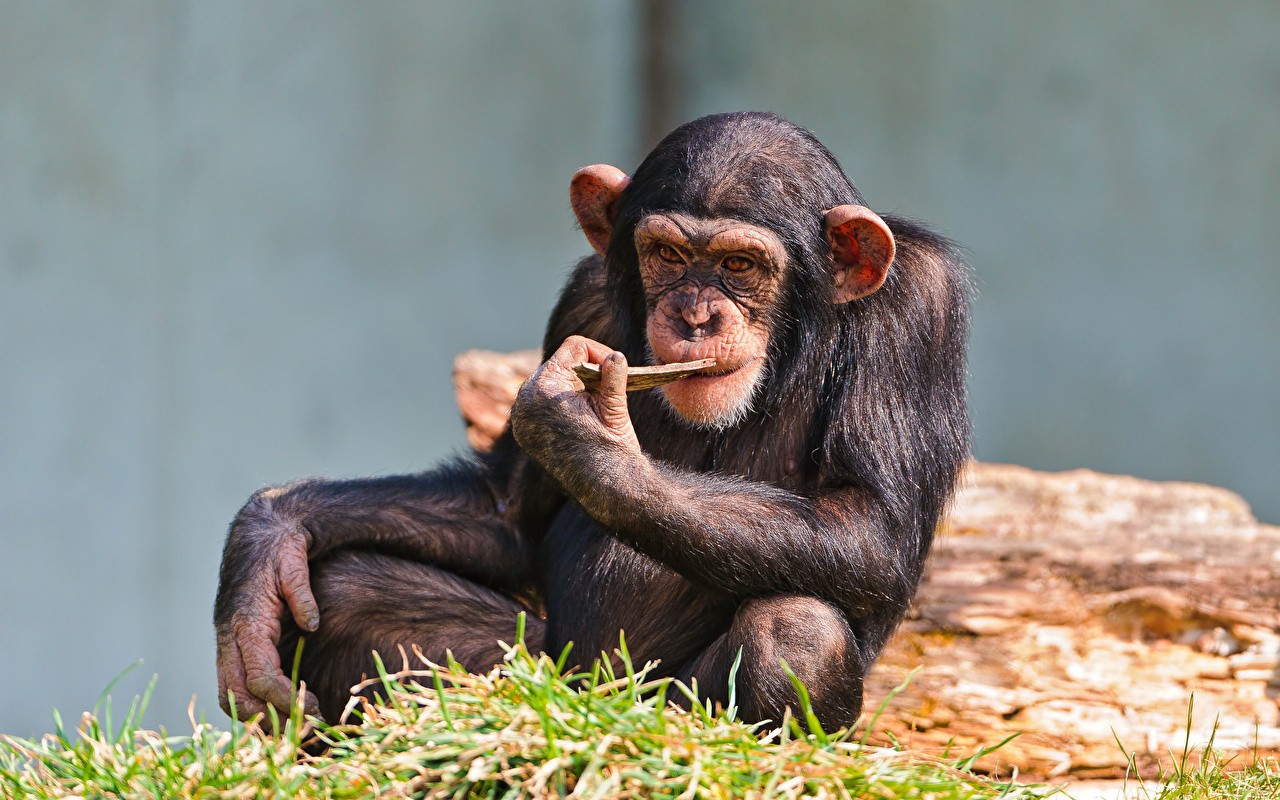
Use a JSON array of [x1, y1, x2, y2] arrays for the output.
[[452, 349, 541, 451], [872, 463, 1280, 779], [452, 348, 1280, 780], [574, 358, 718, 392]]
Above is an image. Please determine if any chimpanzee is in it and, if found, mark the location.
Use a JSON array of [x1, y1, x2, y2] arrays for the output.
[[214, 112, 971, 730]]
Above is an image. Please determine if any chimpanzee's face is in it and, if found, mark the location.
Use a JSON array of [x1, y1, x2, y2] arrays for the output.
[[568, 161, 896, 431], [634, 212, 785, 428]]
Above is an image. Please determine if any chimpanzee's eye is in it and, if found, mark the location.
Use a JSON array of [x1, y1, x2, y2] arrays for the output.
[[657, 245, 684, 264], [722, 255, 754, 273]]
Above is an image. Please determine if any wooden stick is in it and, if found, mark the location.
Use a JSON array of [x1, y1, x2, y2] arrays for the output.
[[573, 358, 717, 392]]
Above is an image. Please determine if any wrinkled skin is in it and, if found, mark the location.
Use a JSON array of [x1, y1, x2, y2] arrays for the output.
[[216, 495, 321, 718], [634, 212, 784, 427], [512, 336, 642, 464]]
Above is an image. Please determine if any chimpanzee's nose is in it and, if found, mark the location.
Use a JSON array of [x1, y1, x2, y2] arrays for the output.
[[678, 293, 723, 339], [681, 302, 714, 329]]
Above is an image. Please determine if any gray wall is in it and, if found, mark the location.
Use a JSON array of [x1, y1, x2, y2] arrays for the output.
[[0, 1, 640, 736], [661, 1, 1280, 514], [1, 2, 1277, 735]]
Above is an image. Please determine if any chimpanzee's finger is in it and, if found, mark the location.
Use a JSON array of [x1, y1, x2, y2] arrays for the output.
[[217, 629, 269, 719], [245, 666, 294, 714], [233, 614, 295, 712], [597, 351, 629, 400], [278, 542, 320, 633], [533, 336, 615, 397], [234, 629, 321, 719], [550, 335, 614, 369], [595, 351, 634, 434]]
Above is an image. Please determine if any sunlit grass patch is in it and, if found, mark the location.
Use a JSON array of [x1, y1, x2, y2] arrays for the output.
[[1108, 697, 1280, 800], [3, 623, 1048, 799]]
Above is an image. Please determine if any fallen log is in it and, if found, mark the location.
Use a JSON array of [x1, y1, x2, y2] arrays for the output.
[[453, 348, 1280, 779]]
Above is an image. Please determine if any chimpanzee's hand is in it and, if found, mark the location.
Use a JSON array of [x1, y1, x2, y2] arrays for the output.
[[510, 335, 642, 466], [214, 492, 321, 721]]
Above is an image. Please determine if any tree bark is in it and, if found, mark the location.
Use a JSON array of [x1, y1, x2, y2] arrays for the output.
[[453, 348, 1280, 779]]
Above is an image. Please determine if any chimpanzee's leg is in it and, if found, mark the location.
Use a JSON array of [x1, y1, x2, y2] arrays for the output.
[[277, 550, 544, 721], [675, 596, 863, 732]]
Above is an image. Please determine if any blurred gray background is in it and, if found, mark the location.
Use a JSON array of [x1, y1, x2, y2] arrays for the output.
[[1, 1, 1276, 736]]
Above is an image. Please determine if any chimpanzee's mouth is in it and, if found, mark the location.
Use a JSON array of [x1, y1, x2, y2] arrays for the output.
[[651, 360, 734, 377], [676, 356, 763, 379]]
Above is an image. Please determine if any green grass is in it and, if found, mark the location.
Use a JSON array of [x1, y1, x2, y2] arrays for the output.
[[1146, 754, 1280, 800], [3, 623, 1270, 799], [1108, 698, 1280, 800]]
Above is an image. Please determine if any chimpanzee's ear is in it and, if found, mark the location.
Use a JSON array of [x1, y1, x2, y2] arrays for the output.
[[824, 205, 896, 303], [571, 165, 631, 257]]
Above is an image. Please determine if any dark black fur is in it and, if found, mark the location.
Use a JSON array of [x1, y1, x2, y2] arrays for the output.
[[215, 112, 971, 728]]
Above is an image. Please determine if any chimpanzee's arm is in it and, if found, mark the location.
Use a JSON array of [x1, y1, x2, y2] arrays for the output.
[[215, 454, 530, 614], [213, 451, 540, 718], [571, 456, 912, 616], [510, 338, 923, 618]]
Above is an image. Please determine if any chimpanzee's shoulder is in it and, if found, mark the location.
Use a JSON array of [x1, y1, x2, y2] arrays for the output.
[[542, 255, 612, 356]]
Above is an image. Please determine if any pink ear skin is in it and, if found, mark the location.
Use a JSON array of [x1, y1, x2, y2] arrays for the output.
[[570, 164, 632, 257], [824, 204, 896, 303]]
